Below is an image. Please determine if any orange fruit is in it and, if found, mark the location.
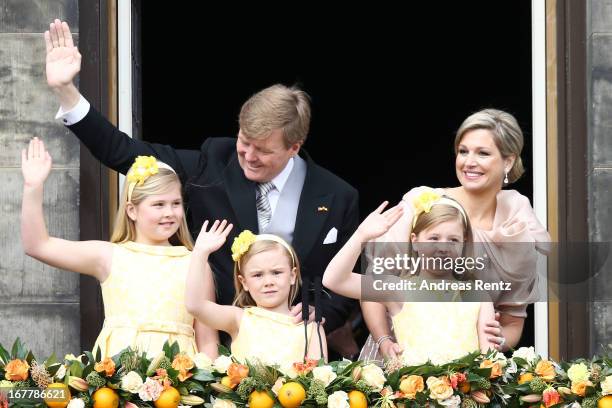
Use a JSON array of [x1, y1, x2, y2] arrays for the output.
[[154, 387, 181, 408], [44, 383, 71, 408], [278, 382, 306, 408], [518, 373, 534, 384], [249, 390, 275, 408], [348, 390, 367, 408], [599, 396, 612, 408], [92, 387, 119, 408]]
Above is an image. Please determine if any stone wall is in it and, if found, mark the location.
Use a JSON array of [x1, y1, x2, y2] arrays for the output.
[[0, 0, 80, 358], [589, 0, 612, 354]]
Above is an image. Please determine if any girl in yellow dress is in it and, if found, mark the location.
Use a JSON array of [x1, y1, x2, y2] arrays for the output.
[[21, 138, 217, 358], [323, 194, 496, 366], [185, 224, 327, 368]]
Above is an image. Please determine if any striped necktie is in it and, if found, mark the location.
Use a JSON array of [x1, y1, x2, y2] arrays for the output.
[[256, 181, 275, 231]]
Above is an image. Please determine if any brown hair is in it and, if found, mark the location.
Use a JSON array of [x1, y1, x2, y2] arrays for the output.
[[110, 168, 193, 249], [233, 240, 301, 308], [238, 84, 311, 148]]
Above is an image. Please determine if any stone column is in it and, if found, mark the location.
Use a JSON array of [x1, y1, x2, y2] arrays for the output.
[[0, 0, 80, 358]]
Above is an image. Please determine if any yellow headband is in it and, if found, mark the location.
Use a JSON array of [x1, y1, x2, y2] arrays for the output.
[[231, 230, 296, 269], [126, 156, 176, 202], [412, 190, 468, 229]]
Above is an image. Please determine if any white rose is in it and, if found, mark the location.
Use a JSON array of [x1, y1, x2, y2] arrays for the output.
[[55, 364, 67, 381], [279, 363, 298, 379], [213, 355, 233, 373], [327, 391, 349, 408], [439, 395, 461, 408], [211, 398, 237, 408], [361, 364, 386, 391], [193, 353, 213, 370], [121, 371, 144, 393], [66, 398, 85, 408], [600, 375, 612, 395], [313, 366, 337, 387], [512, 347, 537, 365]]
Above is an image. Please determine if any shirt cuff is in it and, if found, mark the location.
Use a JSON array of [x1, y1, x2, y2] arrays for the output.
[[55, 95, 90, 125]]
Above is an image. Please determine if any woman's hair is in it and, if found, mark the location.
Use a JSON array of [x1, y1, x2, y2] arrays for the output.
[[407, 198, 474, 280], [454, 108, 525, 184], [233, 240, 301, 308], [110, 168, 193, 249]]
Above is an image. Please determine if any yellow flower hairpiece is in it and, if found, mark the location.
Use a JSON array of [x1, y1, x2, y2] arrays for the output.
[[412, 190, 468, 228], [127, 156, 159, 186], [231, 230, 257, 262], [413, 190, 441, 217]]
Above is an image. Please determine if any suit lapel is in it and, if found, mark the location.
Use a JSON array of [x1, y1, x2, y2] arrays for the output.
[[223, 156, 259, 233], [293, 155, 334, 262]]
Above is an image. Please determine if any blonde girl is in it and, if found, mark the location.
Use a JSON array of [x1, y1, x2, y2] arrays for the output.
[[322, 195, 496, 365], [21, 138, 217, 358], [186, 224, 327, 367]]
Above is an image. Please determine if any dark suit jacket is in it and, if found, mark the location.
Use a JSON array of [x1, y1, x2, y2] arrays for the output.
[[68, 107, 359, 333]]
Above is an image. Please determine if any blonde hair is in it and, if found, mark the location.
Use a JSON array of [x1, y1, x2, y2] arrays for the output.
[[233, 240, 301, 308], [110, 168, 193, 249], [238, 84, 311, 147], [454, 108, 525, 184], [407, 198, 474, 280]]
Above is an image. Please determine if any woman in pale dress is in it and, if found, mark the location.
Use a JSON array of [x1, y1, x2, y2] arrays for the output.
[[360, 109, 551, 362]]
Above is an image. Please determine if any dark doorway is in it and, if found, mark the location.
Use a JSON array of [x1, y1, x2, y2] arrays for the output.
[[139, 2, 534, 349]]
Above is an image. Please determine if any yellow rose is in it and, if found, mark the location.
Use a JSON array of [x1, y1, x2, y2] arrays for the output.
[[231, 230, 257, 262], [535, 360, 556, 381], [518, 373, 534, 384], [480, 359, 502, 379], [171, 353, 195, 382], [567, 363, 590, 383], [399, 375, 424, 399], [601, 375, 612, 396], [4, 359, 29, 381], [571, 380, 592, 397], [94, 357, 116, 377], [426, 376, 453, 401]]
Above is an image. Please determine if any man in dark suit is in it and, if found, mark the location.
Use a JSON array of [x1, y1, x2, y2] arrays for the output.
[[45, 20, 358, 347]]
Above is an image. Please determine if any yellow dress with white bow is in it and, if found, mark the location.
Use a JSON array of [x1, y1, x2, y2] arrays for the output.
[[93, 241, 197, 358]]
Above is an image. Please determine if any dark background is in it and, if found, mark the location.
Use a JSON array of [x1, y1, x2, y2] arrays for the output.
[[140, 2, 534, 349]]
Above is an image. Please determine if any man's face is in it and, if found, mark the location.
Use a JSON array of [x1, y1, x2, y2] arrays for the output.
[[236, 129, 301, 182]]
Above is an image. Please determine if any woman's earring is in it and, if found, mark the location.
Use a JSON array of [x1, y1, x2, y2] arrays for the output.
[[504, 171, 509, 184]]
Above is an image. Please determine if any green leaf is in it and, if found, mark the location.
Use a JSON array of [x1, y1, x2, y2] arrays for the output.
[[25, 351, 35, 365], [47, 363, 62, 377], [192, 369, 215, 382], [170, 341, 180, 359], [70, 361, 84, 378], [45, 353, 58, 367], [95, 347, 101, 363], [187, 381, 206, 392], [0, 343, 11, 364], [218, 344, 231, 356], [163, 342, 172, 359]]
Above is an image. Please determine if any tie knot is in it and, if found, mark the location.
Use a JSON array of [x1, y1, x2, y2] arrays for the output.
[[257, 181, 275, 196]]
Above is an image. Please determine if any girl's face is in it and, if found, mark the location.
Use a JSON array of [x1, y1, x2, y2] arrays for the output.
[[238, 246, 296, 313], [127, 183, 184, 246], [455, 129, 515, 194], [411, 219, 465, 275]]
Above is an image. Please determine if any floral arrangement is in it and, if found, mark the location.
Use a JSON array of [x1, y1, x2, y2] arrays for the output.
[[2, 339, 612, 408]]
